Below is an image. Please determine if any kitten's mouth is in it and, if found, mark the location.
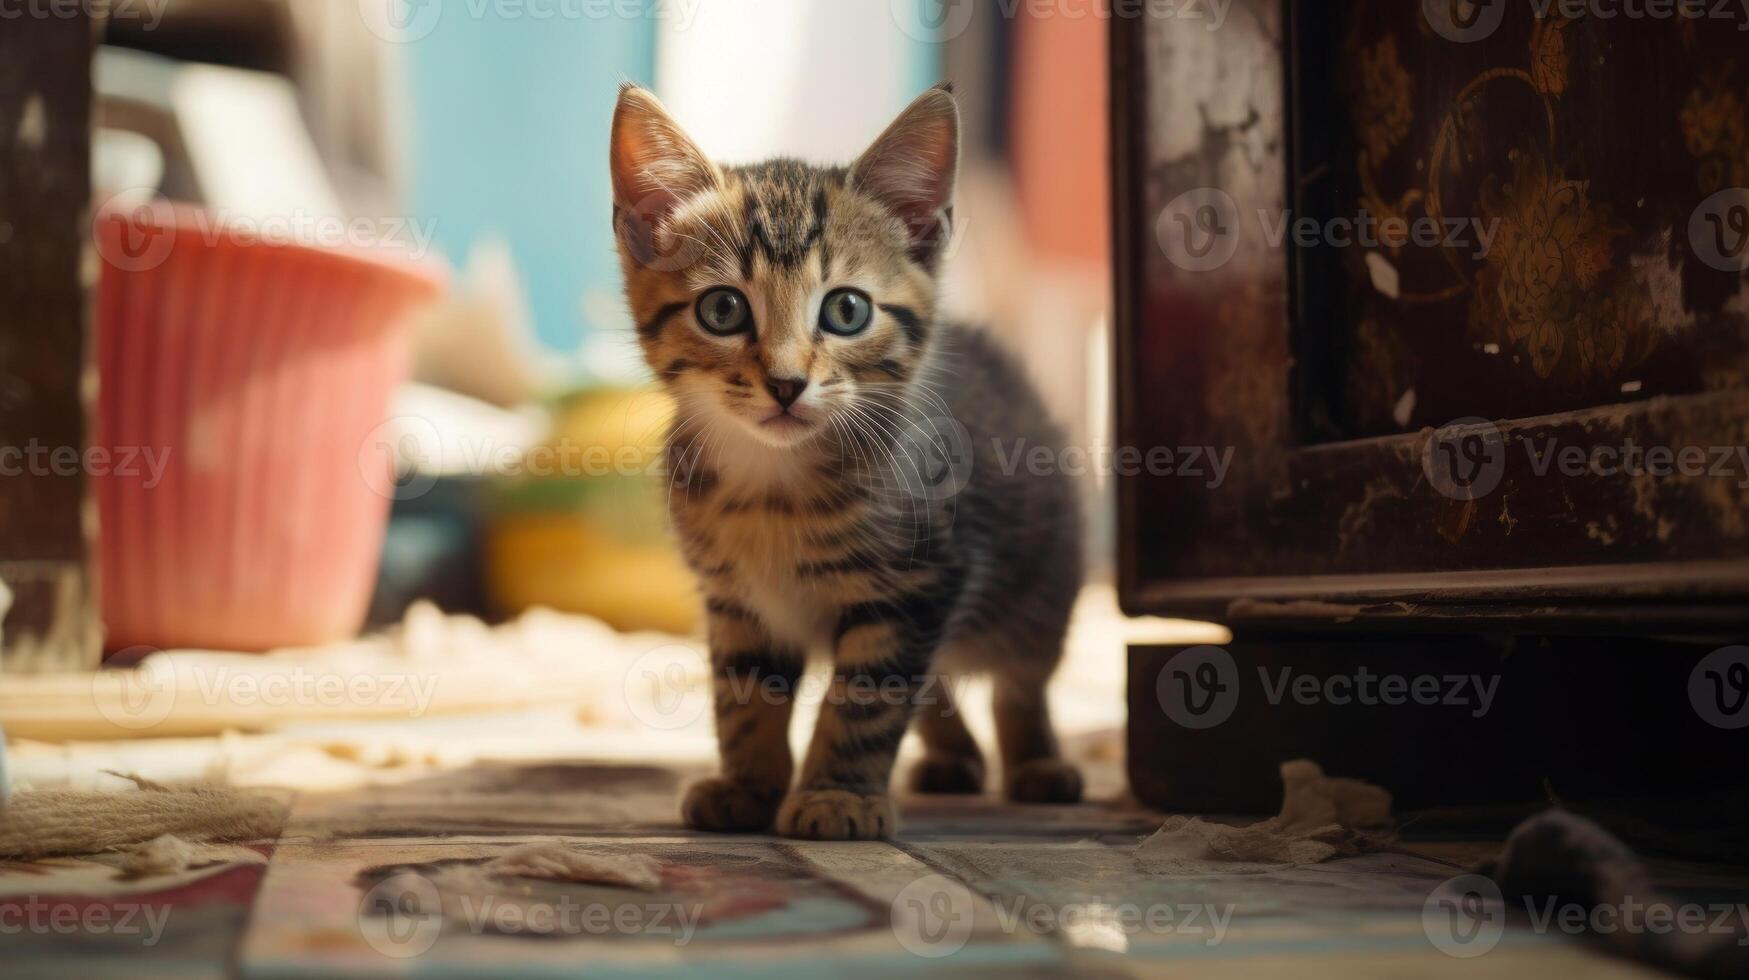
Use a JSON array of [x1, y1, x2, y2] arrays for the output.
[[758, 412, 814, 433]]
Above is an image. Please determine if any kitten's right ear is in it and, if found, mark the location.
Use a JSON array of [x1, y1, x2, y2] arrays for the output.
[[850, 84, 959, 265], [610, 85, 720, 222]]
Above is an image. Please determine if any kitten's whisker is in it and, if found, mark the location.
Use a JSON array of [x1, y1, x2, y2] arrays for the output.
[[840, 401, 935, 557]]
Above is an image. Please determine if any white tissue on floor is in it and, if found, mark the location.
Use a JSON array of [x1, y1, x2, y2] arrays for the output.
[[1135, 759, 1393, 874]]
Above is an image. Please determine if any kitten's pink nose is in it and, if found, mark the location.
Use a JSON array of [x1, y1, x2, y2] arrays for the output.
[[766, 376, 807, 410]]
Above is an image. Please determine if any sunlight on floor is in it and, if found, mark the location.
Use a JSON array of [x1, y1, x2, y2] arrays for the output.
[[4, 586, 1227, 799]]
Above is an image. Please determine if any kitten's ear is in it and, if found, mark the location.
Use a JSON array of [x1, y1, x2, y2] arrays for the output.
[[610, 84, 720, 221], [850, 84, 959, 264]]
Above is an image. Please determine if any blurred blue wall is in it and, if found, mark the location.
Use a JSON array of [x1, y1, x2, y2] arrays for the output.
[[403, 5, 937, 368], [404, 13, 656, 355]]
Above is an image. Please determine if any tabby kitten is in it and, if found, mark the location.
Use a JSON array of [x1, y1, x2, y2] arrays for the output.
[[611, 83, 1083, 841]]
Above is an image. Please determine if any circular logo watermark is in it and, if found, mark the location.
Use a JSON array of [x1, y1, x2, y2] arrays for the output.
[[92, 649, 178, 732], [1156, 645, 1239, 730], [890, 0, 976, 42], [1422, 873, 1505, 958], [623, 642, 710, 731], [1423, 417, 1506, 501], [1422, 0, 1506, 43], [1690, 645, 1749, 730], [359, 870, 443, 959], [93, 190, 177, 274], [358, 0, 444, 43], [357, 415, 441, 502], [891, 873, 975, 958], [1689, 188, 1749, 273], [618, 193, 707, 273], [1156, 187, 1241, 273], [892, 415, 974, 503]]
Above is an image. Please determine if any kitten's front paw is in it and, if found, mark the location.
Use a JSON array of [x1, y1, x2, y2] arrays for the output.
[[1006, 759, 1084, 804], [776, 789, 896, 840], [682, 778, 782, 833]]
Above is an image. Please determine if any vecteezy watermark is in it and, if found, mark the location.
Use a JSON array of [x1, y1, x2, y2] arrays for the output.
[[0, 442, 171, 489], [893, 415, 976, 503], [1691, 646, 1749, 730], [92, 650, 441, 732], [447, 894, 702, 943], [890, 0, 1231, 43], [356, 411, 979, 505], [622, 641, 976, 732], [1423, 873, 1749, 958], [888, 874, 1234, 958], [891, 875, 977, 958], [623, 643, 712, 732], [357, 0, 702, 44], [1422, 874, 1507, 958], [1691, 188, 1749, 273], [356, 415, 673, 502], [1157, 190, 1501, 273], [1155, 646, 1240, 729], [992, 440, 1234, 488], [1157, 646, 1501, 730], [0, 899, 173, 948], [1525, 437, 1749, 488], [1423, 417, 1508, 502], [1425, 0, 1749, 43], [1258, 667, 1501, 718], [0, 0, 168, 29], [991, 896, 1234, 952], [1424, 417, 1749, 502], [1421, 0, 1504, 43], [1157, 188, 1242, 273], [359, 871, 444, 958], [358, 868, 702, 958], [93, 190, 438, 274]]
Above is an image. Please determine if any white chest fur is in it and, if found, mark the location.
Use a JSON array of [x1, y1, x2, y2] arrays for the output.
[[696, 433, 843, 653]]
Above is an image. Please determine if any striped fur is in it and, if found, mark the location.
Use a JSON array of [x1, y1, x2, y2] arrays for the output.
[[613, 85, 1082, 840]]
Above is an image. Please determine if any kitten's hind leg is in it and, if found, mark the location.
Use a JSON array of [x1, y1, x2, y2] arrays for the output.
[[995, 664, 1084, 804], [908, 675, 985, 795], [681, 600, 803, 833]]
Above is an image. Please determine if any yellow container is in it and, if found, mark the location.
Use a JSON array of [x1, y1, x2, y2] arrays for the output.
[[485, 387, 698, 635]]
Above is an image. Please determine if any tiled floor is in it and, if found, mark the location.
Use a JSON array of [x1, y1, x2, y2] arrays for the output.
[[0, 758, 1689, 979], [11, 593, 1744, 976]]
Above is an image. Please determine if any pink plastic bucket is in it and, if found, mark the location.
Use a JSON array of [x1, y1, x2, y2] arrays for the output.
[[93, 205, 441, 653]]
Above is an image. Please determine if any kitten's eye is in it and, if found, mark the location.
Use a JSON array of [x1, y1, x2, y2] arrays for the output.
[[696, 287, 751, 336], [819, 288, 874, 336]]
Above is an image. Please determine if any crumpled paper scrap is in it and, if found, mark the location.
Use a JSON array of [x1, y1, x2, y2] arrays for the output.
[[482, 842, 663, 891], [1136, 760, 1394, 874]]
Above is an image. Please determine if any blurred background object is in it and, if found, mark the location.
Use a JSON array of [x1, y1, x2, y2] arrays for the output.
[[0, 16, 102, 673], [482, 386, 697, 635], [92, 205, 440, 652], [13, 0, 1116, 654], [396, 0, 652, 359]]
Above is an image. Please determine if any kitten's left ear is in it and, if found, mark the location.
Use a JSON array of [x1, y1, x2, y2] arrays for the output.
[[610, 84, 721, 222], [850, 84, 959, 265]]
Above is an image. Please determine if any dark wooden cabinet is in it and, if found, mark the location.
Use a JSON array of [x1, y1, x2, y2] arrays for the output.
[[1113, 1, 1749, 812], [1113, 0, 1749, 629]]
